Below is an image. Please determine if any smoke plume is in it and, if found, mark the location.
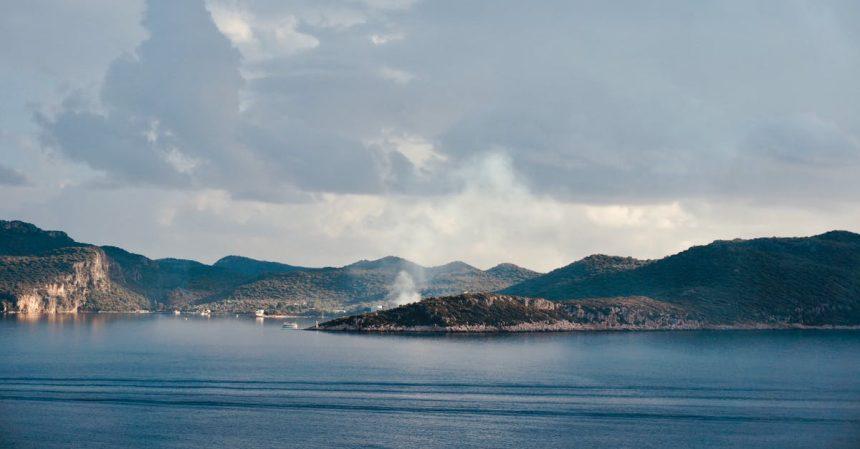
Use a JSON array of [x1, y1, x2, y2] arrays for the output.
[[387, 270, 421, 306]]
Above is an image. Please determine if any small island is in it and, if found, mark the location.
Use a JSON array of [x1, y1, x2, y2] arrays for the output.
[[312, 293, 704, 332], [312, 292, 860, 333]]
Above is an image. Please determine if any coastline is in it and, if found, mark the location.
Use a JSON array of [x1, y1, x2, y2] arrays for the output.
[[308, 321, 860, 333], [1, 310, 329, 319]]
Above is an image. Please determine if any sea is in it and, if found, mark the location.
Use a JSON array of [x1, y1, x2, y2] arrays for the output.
[[1, 314, 858, 448]]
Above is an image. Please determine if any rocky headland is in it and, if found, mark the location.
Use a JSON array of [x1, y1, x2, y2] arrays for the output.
[[314, 293, 703, 332], [313, 292, 859, 332]]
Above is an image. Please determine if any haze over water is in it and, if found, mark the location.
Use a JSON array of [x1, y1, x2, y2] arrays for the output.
[[1, 315, 858, 448]]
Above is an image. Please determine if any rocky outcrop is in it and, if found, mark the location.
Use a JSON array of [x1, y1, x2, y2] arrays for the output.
[[562, 297, 702, 329]]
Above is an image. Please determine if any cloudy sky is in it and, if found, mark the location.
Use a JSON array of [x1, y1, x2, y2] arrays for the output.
[[2, 0, 859, 271]]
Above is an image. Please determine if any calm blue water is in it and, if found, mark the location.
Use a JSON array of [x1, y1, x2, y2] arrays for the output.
[[1, 314, 858, 449]]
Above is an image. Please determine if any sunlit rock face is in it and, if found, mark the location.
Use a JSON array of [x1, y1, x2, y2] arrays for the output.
[[9, 248, 112, 314], [0, 220, 152, 314]]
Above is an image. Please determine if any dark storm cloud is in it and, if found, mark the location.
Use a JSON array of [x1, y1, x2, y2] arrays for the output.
[[5, 0, 860, 269], [34, 0, 860, 205], [744, 115, 860, 168], [0, 165, 28, 186], [235, 0, 860, 204], [38, 0, 240, 188], [37, 0, 404, 200], [412, 0, 860, 203]]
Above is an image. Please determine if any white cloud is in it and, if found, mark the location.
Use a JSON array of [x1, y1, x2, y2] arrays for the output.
[[270, 16, 320, 54], [584, 203, 693, 230], [370, 32, 404, 45], [161, 147, 202, 174], [369, 131, 446, 172], [378, 66, 414, 84], [209, 4, 319, 63], [208, 6, 254, 44], [357, 0, 419, 11], [5, 154, 859, 272], [391, 135, 445, 170]]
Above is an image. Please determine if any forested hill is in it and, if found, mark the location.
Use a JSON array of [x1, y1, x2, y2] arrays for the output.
[[4, 219, 859, 325], [501, 231, 860, 325], [0, 220, 540, 314]]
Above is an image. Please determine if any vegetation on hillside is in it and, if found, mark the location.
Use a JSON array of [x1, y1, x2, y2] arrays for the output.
[[316, 293, 700, 331], [4, 219, 859, 325], [503, 231, 860, 325], [203, 257, 541, 311], [212, 255, 307, 277], [1, 221, 541, 314], [0, 245, 146, 312], [0, 220, 83, 255], [502, 254, 649, 297]]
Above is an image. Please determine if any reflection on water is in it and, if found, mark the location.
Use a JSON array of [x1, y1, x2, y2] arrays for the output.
[[1, 314, 859, 449]]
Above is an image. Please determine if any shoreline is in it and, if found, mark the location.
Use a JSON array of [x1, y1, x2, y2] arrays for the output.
[[309, 322, 860, 333], [3, 310, 856, 333], [1, 310, 331, 319], [4, 311, 859, 332]]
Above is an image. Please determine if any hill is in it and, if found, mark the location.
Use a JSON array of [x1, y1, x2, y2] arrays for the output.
[[1, 222, 147, 312], [202, 257, 542, 313], [212, 255, 307, 277], [502, 231, 860, 325], [486, 263, 542, 285], [0, 220, 542, 314], [502, 255, 649, 297], [0, 220, 83, 255], [100, 246, 252, 309], [5, 219, 858, 325]]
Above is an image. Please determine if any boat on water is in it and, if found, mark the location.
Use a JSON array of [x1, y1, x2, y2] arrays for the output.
[[200, 309, 211, 316], [255, 309, 265, 318], [173, 310, 181, 315], [283, 322, 299, 329]]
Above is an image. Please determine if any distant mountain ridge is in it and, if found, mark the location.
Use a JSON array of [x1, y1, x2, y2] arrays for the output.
[[4, 219, 860, 326], [318, 230, 860, 330], [213, 255, 307, 277], [0, 220, 541, 314], [208, 255, 541, 313], [502, 255, 650, 298], [0, 221, 83, 255], [501, 230, 860, 325]]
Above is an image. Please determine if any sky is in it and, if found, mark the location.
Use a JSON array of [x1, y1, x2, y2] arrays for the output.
[[1, 0, 859, 271]]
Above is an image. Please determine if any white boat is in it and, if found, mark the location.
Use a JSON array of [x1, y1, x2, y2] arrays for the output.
[[173, 310, 181, 315], [255, 309, 265, 317], [282, 322, 299, 329], [200, 309, 211, 316]]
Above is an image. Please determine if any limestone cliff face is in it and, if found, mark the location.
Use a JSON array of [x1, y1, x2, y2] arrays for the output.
[[1, 247, 113, 314]]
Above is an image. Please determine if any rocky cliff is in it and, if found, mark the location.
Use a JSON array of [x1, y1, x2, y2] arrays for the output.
[[0, 246, 145, 313]]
